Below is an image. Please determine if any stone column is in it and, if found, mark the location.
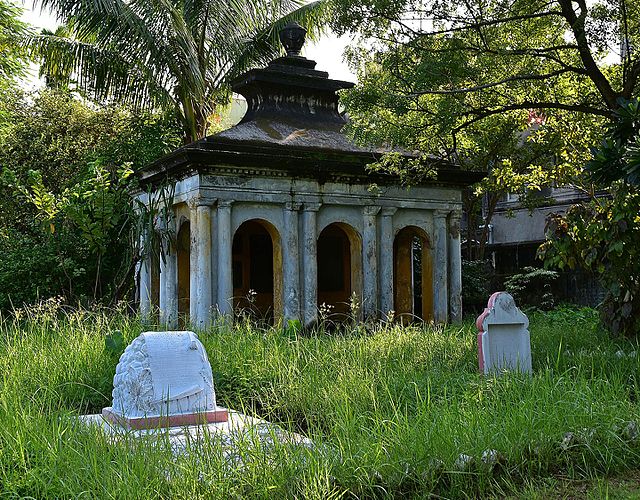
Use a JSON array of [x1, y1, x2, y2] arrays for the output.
[[159, 211, 178, 328], [379, 207, 396, 318], [363, 206, 380, 320], [433, 209, 449, 323], [448, 210, 463, 323], [190, 198, 214, 329], [216, 200, 233, 317], [301, 203, 319, 327], [188, 200, 199, 323], [138, 232, 152, 323], [283, 202, 301, 322]]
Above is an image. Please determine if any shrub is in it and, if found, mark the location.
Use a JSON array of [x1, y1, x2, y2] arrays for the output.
[[541, 99, 640, 336], [504, 266, 559, 310], [0, 89, 180, 309]]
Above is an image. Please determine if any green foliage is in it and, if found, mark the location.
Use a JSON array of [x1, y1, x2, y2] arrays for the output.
[[0, 0, 30, 83], [30, 0, 331, 142], [588, 98, 640, 186], [0, 229, 79, 308], [104, 330, 125, 357], [332, 0, 639, 114], [2, 306, 640, 497], [504, 266, 559, 311], [542, 99, 640, 335], [0, 89, 181, 309], [461, 260, 491, 308]]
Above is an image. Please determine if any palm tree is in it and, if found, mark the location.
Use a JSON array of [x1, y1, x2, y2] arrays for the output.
[[30, 0, 329, 143], [0, 0, 30, 84]]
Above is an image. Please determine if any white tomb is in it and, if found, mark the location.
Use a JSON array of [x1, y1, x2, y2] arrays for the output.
[[102, 331, 228, 429], [476, 292, 532, 374]]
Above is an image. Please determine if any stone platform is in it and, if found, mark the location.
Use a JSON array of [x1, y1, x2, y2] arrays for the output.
[[79, 409, 312, 456]]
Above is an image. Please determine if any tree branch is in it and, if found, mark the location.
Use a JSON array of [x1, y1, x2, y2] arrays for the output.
[[407, 69, 578, 96], [377, 9, 565, 38], [622, 58, 640, 99], [556, 0, 620, 109], [454, 101, 613, 134]]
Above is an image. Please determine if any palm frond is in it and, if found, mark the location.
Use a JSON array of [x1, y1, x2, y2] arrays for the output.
[[30, 32, 175, 109]]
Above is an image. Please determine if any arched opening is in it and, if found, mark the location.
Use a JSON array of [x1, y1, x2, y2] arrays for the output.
[[317, 222, 362, 319], [232, 219, 283, 322], [176, 221, 191, 326], [394, 226, 433, 323]]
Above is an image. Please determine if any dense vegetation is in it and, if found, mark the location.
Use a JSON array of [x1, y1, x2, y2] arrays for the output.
[[541, 99, 640, 335], [0, 1, 637, 497], [0, 89, 181, 310], [329, 0, 640, 334], [1, 305, 640, 497]]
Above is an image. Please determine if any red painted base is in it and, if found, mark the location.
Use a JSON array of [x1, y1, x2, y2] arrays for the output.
[[102, 407, 228, 430]]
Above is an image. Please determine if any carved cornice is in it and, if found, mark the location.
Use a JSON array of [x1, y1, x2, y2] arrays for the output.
[[137, 141, 486, 191]]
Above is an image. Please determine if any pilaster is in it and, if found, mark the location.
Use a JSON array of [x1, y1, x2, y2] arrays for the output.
[[159, 211, 178, 328], [363, 206, 380, 320], [216, 200, 234, 316], [379, 207, 397, 317], [283, 202, 301, 322], [188, 199, 199, 322], [448, 210, 463, 323], [433, 209, 449, 323], [301, 203, 320, 327], [138, 232, 152, 323], [190, 197, 215, 328]]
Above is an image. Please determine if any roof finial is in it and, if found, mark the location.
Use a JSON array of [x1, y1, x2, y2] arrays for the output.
[[279, 22, 307, 57]]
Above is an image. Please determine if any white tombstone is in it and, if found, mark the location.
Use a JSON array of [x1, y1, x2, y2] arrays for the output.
[[476, 292, 532, 375], [102, 331, 228, 429]]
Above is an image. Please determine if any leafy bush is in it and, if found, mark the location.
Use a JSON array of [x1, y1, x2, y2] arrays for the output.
[[542, 187, 640, 335], [541, 99, 640, 336], [504, 266, 559, 310], [0, 228, 87, 308]]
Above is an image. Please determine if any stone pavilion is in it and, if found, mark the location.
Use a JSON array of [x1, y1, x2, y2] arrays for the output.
[[135, 23, 483, 328]]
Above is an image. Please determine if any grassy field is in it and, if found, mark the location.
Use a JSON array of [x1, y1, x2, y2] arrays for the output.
[[1, 301, 640, 498]]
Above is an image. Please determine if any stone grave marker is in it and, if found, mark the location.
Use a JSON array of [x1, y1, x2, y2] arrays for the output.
[[476, 292, 532, 375], [102, 331, 228, 429]]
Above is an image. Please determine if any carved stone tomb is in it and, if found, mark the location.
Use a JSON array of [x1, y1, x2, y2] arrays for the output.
[[102, 331, 228, 429], [135, 22, 484, 328]]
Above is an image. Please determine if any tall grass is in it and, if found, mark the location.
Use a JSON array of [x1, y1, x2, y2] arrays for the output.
[[1, 301, 639, 498]]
